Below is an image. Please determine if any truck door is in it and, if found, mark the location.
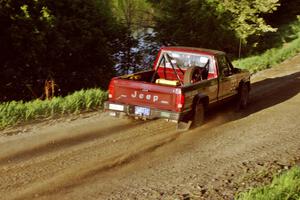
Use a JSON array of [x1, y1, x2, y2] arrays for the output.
[[217, 55, 239, 100]]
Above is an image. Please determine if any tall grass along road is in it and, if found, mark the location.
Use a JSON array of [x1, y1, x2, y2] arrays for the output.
[[0, 89, 107, 129]]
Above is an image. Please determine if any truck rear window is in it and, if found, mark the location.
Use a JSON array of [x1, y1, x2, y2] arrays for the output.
[[157, 51, 215, 75]]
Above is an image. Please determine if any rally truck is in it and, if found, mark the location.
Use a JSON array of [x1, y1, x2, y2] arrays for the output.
[[104, 46, 250, 130]]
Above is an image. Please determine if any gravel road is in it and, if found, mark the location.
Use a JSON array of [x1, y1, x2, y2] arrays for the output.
[[1, 54, 300, 200]]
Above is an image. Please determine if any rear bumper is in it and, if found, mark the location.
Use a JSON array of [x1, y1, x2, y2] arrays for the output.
[[104, 101, 188, 122]]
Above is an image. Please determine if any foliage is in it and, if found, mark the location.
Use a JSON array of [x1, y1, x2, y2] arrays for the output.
[[0, 0, 119, 101], [216, 0, 279, 41], [111, 0, 157, 75], [149, 0, 281, 55], [264, 0, 300, 26], [112, 0, 153, 31], [233, 28, 300, 72], [0, 89, 108, 129], [236, 166, 300, 200], [248, 16, 300, 55], [113, 29, 160, 75]]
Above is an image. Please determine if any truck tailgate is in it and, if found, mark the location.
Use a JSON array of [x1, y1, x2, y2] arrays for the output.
[[110, 79, 179, 111]]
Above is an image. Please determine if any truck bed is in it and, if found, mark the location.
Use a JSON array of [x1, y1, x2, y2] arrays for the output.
[[108, 70, 181, 112]]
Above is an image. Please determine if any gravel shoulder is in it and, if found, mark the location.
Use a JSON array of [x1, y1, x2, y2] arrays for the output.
[[1, 54, 300, 200]]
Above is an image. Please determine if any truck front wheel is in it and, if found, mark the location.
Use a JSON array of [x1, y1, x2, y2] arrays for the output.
[[193, 102, 205, 127], [236, 84, 249, 110]]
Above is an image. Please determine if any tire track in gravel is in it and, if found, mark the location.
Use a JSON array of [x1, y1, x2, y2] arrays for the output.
[[4, 127, 181, 200], [0, 117, 143, 165], [0, 119, 180, 200]]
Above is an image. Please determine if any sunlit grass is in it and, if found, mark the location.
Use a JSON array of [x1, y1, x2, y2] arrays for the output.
[[236, 166, 300, 200], [234, 36, 300, 73], [234, 19, 300, 72], [0, 89, 108, 129]]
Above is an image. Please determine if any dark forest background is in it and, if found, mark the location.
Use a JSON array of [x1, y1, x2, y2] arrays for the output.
[[0, 0, 299, 101]]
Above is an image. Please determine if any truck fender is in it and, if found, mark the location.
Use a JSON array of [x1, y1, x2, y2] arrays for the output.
[[192, 94, 209, 110], [236, 80, 250, 110], [238, 80, 251, 92]]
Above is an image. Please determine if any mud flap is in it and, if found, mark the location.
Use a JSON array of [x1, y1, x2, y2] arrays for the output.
[[176, 120, 192, 131]]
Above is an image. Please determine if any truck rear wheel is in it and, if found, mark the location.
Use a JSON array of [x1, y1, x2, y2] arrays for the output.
[[192, 102, 204, 127]]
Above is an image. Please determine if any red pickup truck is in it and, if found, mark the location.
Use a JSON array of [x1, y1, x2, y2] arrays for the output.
[[104, 46, 250, 130]]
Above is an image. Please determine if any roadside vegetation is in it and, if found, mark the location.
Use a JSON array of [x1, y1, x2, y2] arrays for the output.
[[0, 89, 107, 129], [237, 166, 300, 200], [234, 18, 300, 72]]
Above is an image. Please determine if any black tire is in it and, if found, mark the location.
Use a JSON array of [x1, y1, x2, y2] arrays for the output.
[[183, 66, 202, 85], [236, 84, 249, 110], [192, 102, 205, 127]]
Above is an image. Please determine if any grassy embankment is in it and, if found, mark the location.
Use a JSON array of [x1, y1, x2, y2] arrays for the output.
[[237, 166, 300, 200], [0, 89, 107, 129], [1, 19, 300, 130], [233, 18, 300, 72]]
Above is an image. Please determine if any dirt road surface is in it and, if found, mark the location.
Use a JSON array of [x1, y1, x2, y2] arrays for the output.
[[1, 54, 300, 200]]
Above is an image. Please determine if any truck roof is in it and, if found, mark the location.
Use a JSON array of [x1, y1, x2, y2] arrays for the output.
[[161, 46, 225, 56]]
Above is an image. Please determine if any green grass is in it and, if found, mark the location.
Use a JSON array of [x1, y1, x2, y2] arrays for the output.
[[234, 36, 300, 73], [236, 166, 300, 200], [233, 18, 300, 72], [0, 89, 108, 129]]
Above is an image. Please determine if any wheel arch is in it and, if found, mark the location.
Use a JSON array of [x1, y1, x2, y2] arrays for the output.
[[192, 94, 209, 110], [238, 80, 251, 92]]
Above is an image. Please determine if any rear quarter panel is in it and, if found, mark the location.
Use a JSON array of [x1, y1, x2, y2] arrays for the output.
[[181, 78, 219, 111]]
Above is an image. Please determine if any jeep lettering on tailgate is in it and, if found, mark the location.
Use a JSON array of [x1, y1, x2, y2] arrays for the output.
[[131, 91, 159, 102]]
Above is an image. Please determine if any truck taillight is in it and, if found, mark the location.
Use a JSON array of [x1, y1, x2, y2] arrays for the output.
[[176, 91, 185, 111], [108, 81, 114, 99]]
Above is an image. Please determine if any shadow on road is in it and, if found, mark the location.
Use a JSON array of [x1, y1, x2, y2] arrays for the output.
[[0, 119, 145, 165], [204, 71, 300, 127]]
